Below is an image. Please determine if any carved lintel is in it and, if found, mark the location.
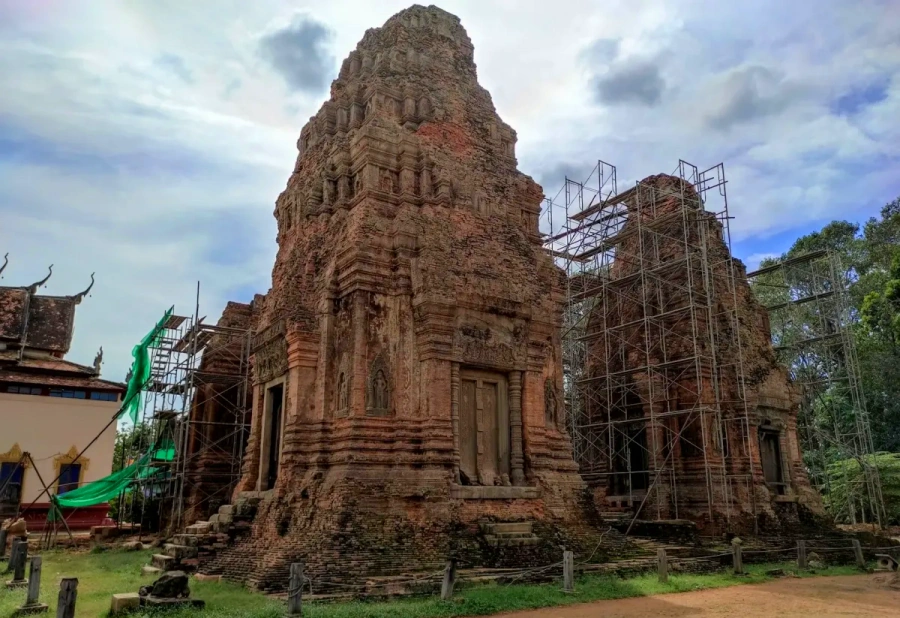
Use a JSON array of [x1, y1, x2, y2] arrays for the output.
[[253, 337, 288, 385]]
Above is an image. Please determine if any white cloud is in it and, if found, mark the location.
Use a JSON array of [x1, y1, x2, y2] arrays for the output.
[[0, 0, 898, 385]]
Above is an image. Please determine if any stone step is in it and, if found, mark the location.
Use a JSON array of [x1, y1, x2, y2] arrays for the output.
[[151, 554, 176, 570], [484, 534, 540, 547], [164, 544, 198, 560], [170, 534, 200, 547], [141, 565, 162, 577], [185, 522, 212, 535], [218, 504, 234, 516], [493, 532, 535, 539], [481, 522, 533, 535]]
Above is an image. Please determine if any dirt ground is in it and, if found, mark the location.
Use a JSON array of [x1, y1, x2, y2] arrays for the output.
[[503, 575, 900, 617]]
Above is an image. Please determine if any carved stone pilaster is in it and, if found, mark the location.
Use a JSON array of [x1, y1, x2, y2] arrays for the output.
[[451, 362, 461, 483], [509, 371, 525, 486]]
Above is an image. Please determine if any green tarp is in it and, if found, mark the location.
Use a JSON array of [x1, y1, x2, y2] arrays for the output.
[[120, 307, 173, 424], [52, 453, 159, 511], [152, 438, 176, 462]]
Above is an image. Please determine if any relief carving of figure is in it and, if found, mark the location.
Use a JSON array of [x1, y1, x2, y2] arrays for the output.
[[366, 356, 391, 416], [323, 178, 335, 205], [337, 372, 349, 412], [391, 171, 400, 194], [380, 169, 392, 192], [373, 370, 387, 409], [545, 379, 559, 428]]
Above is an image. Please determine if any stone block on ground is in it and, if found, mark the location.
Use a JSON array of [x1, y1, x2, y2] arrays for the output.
[[193, 573, 222, 582], [11, 603, 48, 616], [164, 544, 198, 560], [139, 597, 205, 610], [150, 554, 175, 570], [185, 522, 211, 535], [139, 570, 191, 599], [121, 541, 144, 551], [141, 566, 162, 576], [110, 592, 140, 615]]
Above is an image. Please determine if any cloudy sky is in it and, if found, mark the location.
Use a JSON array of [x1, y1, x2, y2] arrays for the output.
[[0, 0, 897, 384]]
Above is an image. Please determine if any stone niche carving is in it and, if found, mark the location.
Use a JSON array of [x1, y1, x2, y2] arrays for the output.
[[254, 337, 288, 385], [365, 355, 391, 417], [544, 379, 559, 428]]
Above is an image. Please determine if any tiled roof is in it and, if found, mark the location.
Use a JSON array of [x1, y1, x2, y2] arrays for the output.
[[0, 369, 125, 391]]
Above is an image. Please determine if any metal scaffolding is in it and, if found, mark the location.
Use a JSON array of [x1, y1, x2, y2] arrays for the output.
[[136, 286, 251, 533], [542, 159, 755, 527], [747, 250, 886, 526]]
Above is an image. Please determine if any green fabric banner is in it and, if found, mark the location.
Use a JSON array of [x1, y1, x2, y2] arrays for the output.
[[52, 453, 159, 511], [120, 307, 173, 424]]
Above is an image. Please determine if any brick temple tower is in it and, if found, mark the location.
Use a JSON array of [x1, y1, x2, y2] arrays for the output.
[[573, 172, 824, 533], [207, 5, 600, 588]]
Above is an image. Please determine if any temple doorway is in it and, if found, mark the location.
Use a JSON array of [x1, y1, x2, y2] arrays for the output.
[[459, 369, 510, 486], [759, 428, 784, 492], [260, 382, 284, 491], [609, 424, 649, 496]]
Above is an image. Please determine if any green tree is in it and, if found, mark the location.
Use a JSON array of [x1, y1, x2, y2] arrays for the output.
[[750, 195, 900, 523]]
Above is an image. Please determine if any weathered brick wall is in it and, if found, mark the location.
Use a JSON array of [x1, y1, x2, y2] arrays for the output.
[[206, 467, 622, 591]]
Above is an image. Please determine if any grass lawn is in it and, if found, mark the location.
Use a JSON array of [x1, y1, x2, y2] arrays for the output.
[[0, 548, 864, 618]]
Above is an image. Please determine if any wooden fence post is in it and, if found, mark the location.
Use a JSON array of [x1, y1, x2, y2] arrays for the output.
[[25, 556, 43, 605], [657, 548, 668, 583], [563, 550, 574, 593], [56, 578, 77, 618], [441, 559, 457, 600], [5, 538, 20, 574], [15, 555, 49, 614], [287, 562, 303, 616], [9, 538, 27, 584], [732, 540, 743, 575], [797, 540, 807, 569], [852, 539, 865, 569]]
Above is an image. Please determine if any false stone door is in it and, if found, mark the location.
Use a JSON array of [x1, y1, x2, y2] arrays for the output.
[[459, 369, 510, 486]]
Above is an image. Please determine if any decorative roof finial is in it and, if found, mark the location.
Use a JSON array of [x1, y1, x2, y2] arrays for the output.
[[0, 253, 8, 279], [27, 264, 53, 294], [93, 346, 103, 374], [73, 272, 95, 304]]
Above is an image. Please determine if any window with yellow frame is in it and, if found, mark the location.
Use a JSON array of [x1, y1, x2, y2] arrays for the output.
[[0, 443, 29, 509], [53, 446, 90, 495]]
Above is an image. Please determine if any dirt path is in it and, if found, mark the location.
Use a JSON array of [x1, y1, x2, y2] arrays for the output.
[[503, 575, 900, 617]]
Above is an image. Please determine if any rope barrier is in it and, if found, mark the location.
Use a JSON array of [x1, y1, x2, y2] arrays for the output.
[[278, 537, 895, 600], [741, 548, 796, 555]]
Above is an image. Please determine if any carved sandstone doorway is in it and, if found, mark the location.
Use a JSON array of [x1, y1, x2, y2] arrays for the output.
[[459, 369, 510, 486], [259, 382, 285, 491], [759, 428, 785, 495]]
